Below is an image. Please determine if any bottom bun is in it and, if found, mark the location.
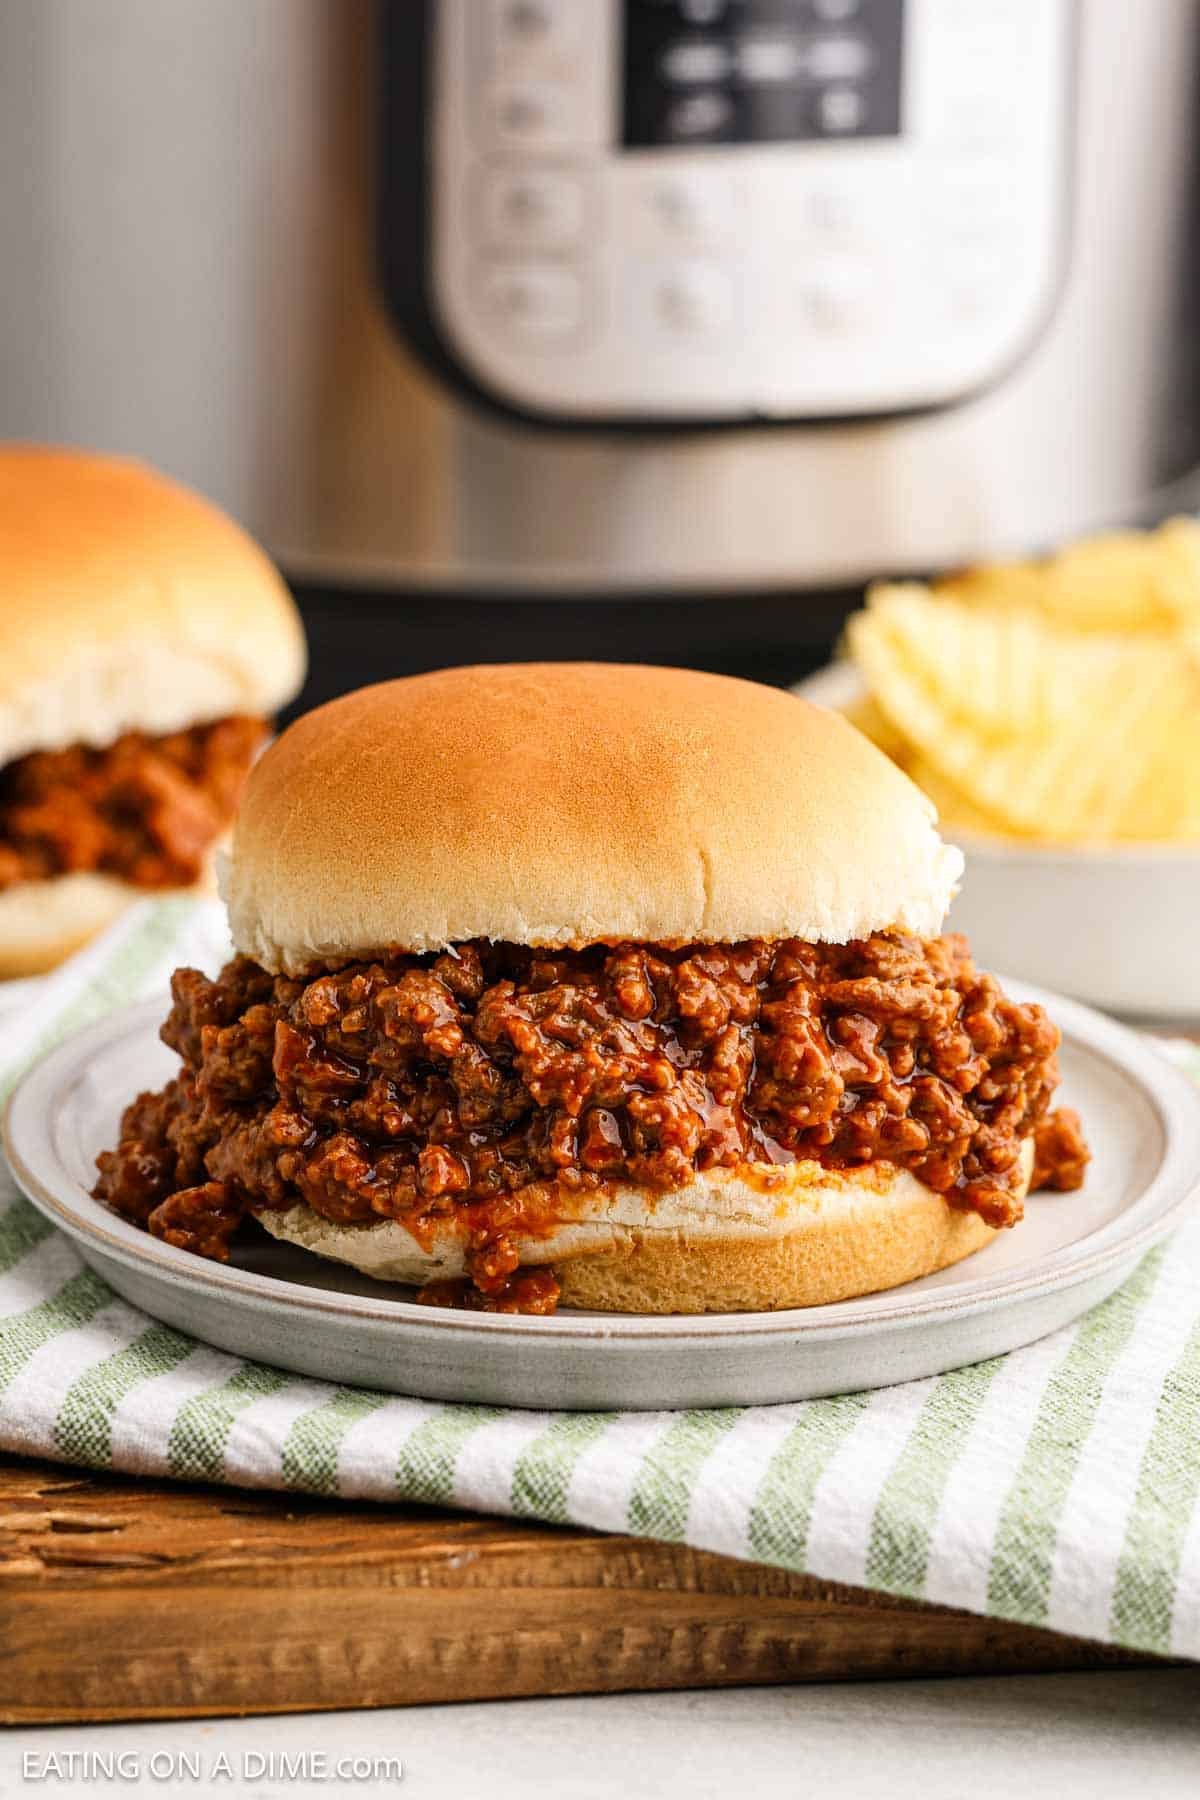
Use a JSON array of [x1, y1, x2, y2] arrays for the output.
[[258, 1141, 1033, 1314], [0, 861, 218, 978]]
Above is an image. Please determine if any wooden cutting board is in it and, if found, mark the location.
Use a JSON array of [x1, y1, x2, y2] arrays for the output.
[[0, 1456, 1159, 1723]]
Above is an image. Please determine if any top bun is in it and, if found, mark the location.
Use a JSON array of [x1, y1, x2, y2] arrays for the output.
[[225, 664, 962, 972], [0, 444, 306, 765]]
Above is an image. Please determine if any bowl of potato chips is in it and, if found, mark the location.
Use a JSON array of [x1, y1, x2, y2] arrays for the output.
[[797, 520, 1200, 1020]]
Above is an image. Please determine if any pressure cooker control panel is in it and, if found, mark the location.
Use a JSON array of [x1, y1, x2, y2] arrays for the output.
[[380, 0, 1073, 424]]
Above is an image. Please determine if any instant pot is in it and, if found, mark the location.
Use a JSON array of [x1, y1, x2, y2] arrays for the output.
[[2, 0, 1199, 686]]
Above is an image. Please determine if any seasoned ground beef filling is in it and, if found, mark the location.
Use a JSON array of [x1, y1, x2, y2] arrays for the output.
[[94, 933, 1088, 1311], [0, 716, 267, 891]]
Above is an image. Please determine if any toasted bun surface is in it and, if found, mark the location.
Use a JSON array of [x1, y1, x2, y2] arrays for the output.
[[0, 857, 220, 979], [225, 663, 962, 971], [257, 1143, 1032, 1314], [0, 444, 306, 764]]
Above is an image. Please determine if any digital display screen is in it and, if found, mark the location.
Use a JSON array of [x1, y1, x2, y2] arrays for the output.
[[623, 0, 905, 148]]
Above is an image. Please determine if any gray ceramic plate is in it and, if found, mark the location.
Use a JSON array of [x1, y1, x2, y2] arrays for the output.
[[6, 986, 1200, 1409]]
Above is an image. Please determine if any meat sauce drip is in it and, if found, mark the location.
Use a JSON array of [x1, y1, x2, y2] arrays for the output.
[[0, 715, 267, 890], [93, 933, 1088, 1313], [412, 1270, 562, 1315]]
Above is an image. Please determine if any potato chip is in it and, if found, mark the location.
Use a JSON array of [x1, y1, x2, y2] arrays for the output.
[[935, 517, 1200, 635], [1038, 527, 1197, 633], [936, 561, 1055, 616], [1150, 518, 1200, 629], [902, 755, 1016, 840], [848, 586, 1200, 842], [862, 584, 1080, 743]]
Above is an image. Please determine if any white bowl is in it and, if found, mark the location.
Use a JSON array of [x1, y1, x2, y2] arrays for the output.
[[794, 664, 1200, 1021]]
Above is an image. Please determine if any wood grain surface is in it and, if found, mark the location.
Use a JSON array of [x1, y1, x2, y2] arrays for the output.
[[0, 1456, 1160, 1724]]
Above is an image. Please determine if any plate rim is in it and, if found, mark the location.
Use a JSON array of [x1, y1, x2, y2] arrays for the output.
[[5, 981, 1200, 1346]]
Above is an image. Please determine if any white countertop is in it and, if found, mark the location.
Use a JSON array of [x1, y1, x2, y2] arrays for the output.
[[4, 1670, 1198, 1799]]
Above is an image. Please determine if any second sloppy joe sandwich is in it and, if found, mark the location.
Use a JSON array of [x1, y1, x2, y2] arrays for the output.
[[94, 663, 1089, 1315], [0, 445, 306, 973]]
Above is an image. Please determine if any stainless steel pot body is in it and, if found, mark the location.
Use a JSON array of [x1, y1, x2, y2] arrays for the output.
[[1, 0, 1197, 593]]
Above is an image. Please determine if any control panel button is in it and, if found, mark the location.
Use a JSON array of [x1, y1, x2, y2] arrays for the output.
[[803, 34, 875, 83], [636, 259, 736, 339], [818, 86, 867, 133], [625, 167, 739, 247], [482, 264, 583, 340], [735, 34, 805, 85], [797, 262, 875, 334], [678, 0, 733, 22], [659, 38, 735, 85], [481, 170, 586, 248], [813, 0, 863, 21], [486, 0, 585, 62], [661, 89, 736, 141], [488, 80, 577, 148], [651, 179, 708, 237]]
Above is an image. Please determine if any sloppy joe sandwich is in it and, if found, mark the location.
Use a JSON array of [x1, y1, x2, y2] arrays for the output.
[[0, 445, 306, 974], [94, 663, 1088, 1315]]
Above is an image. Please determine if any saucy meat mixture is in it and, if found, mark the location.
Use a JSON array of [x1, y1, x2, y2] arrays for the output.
[[0, 716, 266, 891], [94, 931, 1089, 1314]]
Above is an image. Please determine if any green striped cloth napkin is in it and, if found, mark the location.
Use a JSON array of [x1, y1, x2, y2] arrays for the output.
[[3, 898, 1200, 1661]]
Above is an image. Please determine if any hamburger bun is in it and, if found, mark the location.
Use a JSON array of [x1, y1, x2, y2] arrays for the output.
[[0, 866, 219, 979], [0, 846, 227, 978], [259, 1142, 1031, 1315], [0, 444, 306, 765], [224, 662, 963, 972]]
